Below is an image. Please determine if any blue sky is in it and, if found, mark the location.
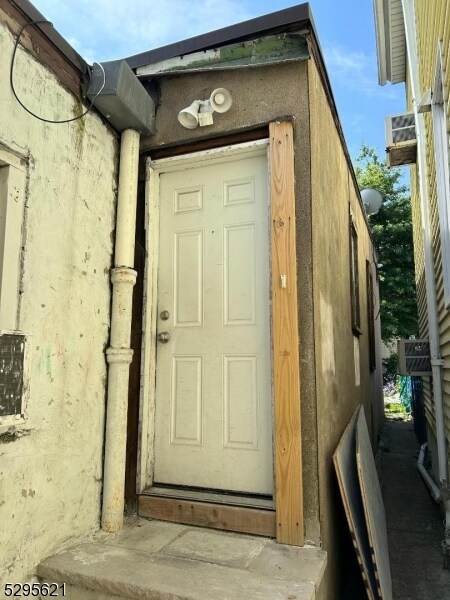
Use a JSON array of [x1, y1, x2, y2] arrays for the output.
[[31, 0, 405, 162]]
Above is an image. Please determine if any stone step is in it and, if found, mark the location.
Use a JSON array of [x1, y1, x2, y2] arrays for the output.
[[38, 518, 327, 600]]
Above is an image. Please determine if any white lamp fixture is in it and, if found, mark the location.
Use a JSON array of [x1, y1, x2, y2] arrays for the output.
[[178, 88, 232, 129], [360, 188, 383, 216]]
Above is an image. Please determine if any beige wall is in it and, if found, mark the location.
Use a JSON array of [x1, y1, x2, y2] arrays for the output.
[[308, 57, 383, 599], [0, 15, 118, 584], [142, 60, 321, 544]]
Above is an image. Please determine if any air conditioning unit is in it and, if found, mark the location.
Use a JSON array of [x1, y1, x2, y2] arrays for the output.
[[385, 112, 417, 167], [397, 339, 432, 376]]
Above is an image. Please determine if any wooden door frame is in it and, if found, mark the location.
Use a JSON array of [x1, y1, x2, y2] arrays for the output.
[[137, 122, 303, 545]]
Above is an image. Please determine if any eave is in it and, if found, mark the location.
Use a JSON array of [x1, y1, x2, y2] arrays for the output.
[[373, 0, 406, 85]]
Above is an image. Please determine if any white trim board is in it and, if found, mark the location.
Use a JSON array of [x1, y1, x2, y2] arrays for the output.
[[432, 41, 450, 309]]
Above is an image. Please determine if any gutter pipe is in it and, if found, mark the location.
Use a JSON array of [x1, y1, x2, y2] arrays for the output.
[[102, 129, 140, 532], [401, 0, 450, 564]]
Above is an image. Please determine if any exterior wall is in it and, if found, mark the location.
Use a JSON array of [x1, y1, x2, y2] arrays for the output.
[[406, 0, 450, 480], [141, 55, 383, 597], [141, 60, 321, 544], [0, 12, 118, 584], [308, 57, 384, 599]]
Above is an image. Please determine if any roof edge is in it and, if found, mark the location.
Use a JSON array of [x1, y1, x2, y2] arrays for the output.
[[124, 3, 313, 70], [373, 0, 407, 85], [10, 0, 88, 75], [373, 0, 388, 85]]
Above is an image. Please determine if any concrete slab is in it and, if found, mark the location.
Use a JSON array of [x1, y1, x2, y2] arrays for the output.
[[248, 541, 327, 589], [38, 519, 327, 600], [161, 528, 266, 568], [99, 518, 186, 554]]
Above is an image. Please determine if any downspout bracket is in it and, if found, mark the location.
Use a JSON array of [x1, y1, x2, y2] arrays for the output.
[[430, 358, 444, 367]]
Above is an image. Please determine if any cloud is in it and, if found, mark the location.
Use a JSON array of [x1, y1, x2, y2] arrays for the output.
[[323, 43, 403, 101], [32, 0, 253, 62]]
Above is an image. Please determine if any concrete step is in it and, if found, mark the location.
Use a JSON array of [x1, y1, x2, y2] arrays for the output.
[[38, 518, 327, 600]]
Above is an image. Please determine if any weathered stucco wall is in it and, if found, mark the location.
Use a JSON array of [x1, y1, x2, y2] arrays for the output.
[[308, 58, 383, 599], [0, 16, 118, 583], [142, 60, 321, 545]]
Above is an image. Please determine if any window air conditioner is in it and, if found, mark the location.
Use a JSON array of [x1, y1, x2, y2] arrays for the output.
[[385, 112, 417, 167], [397, 339, 432, 376]]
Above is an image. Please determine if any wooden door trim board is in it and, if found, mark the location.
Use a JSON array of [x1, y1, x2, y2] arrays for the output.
[[269, 121, 304, 546], [138, 495, 276, 538]]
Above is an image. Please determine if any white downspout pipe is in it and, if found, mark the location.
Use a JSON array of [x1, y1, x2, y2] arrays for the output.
[[417, 443, 441, 502], [102, 129, 140, 532], [401, 0, 448, 486], [401, 0, 450, 564]]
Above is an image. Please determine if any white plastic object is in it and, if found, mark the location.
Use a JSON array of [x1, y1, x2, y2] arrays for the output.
[[210, 88, 232, 113], [178, 100, 201, 129]]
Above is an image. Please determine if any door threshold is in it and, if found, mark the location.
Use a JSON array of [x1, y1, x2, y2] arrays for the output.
[[138, 495, 276, 537], [142, 484, 274, 510]]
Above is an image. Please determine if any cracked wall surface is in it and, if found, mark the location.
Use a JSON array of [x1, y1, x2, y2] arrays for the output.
[[0, 14, 118, 584]]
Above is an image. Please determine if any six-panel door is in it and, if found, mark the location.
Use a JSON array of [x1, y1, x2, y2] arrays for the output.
[[153, 151, 273, 495]]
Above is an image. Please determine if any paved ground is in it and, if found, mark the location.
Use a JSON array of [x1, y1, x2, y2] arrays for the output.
[[377, 417, 450, 600]]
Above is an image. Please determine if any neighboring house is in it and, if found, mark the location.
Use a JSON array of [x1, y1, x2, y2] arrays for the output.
[[373, 0, 450, 557], [1, 1, 383, 598]]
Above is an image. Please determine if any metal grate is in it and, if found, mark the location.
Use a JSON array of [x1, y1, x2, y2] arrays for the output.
[[398, 339, 431, 376], [385, 113, 417, 166], [0, 332, 26, 417], [390, 114, 416, 143]]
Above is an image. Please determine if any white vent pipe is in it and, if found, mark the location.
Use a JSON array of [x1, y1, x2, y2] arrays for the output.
[[102, 129, 140, 532], [417, 443, 441, 503]]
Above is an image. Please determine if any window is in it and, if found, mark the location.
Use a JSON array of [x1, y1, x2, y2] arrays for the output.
[[366, 260, 376, 370], [0, 146, 28, 426], [350, 214, 361, 335], [0, 148, 26, 329], [432, 41, 450, 308]]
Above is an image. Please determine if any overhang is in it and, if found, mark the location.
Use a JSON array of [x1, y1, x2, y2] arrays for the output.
[[373, 0, 407, 85], [124, 3, 313, 71]]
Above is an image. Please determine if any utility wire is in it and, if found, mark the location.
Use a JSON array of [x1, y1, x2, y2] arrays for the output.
[[10, 20, 105, 124]]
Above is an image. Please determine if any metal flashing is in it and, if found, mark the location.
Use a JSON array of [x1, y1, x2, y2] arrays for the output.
[[136, 34, 309, 77], [125, 3, 313, 70]]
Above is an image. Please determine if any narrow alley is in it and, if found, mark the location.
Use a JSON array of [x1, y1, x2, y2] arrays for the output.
[[378, 418, 450, 599]]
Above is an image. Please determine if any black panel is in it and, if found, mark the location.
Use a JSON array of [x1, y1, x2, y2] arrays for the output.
[[0, 333, 25, 417]]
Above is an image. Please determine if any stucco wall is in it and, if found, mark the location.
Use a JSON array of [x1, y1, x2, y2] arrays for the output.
[[308, 58, 383, 599], [141, 60, 321, 545], [0, 16, 118, 584]]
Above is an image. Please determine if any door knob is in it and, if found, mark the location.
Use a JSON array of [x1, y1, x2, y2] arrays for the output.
[[157, 331, 170, 343]]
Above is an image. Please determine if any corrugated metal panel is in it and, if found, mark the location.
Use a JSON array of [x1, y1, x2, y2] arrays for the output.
[[412, 0, 450, 449]]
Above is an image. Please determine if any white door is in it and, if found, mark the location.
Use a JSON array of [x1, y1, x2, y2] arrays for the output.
[[153, 147, 273, 495]]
